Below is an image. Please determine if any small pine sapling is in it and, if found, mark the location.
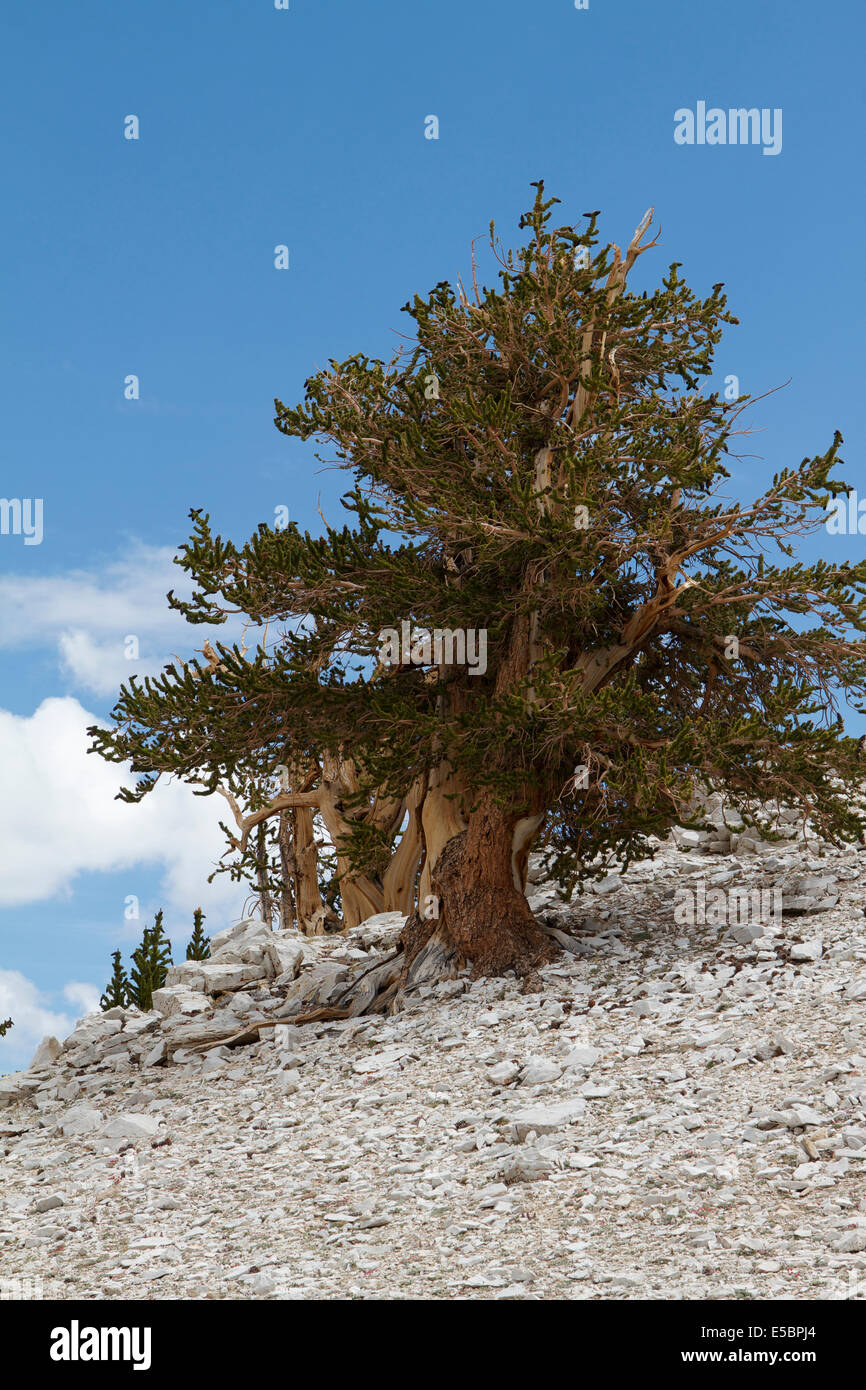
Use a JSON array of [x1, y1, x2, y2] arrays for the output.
[[100, 949, 130, 1010], [185, 907, 211, 960], [128, 911, 173, 1011]]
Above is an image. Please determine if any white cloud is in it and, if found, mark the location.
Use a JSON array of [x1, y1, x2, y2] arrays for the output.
[[0, 696, 245, 918], [0, 546, 260, 1068], [0, 970, 74, 1072], [0, 541, 254, 697], [0, 977, 110, 1073], [57, 630, 166, 699], [0, 542, 178, 646], [63, 981, 101, 1016]]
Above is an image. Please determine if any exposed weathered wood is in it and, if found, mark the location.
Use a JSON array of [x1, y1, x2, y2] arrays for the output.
[[317, 752, 385, 928], [382, 776, 426, 913], [417, 761, 467, 903], [511, 813, 545, 893], [538, 923, 594, 957], [167, 1017, 269, 1056], [293, 801, 331, 933], [183, 949, 408, 1048]]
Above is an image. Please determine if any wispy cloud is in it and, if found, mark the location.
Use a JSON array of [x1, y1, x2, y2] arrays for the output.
[[0, 541, 254, 697], [0, 696, 245, 915], [0, 971, 75, 1073]]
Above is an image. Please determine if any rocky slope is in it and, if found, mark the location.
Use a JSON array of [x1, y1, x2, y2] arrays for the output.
[[2, 822, 866, 1301]]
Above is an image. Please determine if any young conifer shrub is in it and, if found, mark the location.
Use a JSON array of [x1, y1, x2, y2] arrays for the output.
[[185, 907, 211, 960]]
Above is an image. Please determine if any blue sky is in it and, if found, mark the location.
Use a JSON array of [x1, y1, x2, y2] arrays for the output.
[[2, 0, 864, 1068]]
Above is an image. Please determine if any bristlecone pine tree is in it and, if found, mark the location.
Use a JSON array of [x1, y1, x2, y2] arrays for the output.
[[90, 184, 866, 1008], [127, 912, 172, 1011], [100, 950, 131, 1010], [185, 908, 211, 961]]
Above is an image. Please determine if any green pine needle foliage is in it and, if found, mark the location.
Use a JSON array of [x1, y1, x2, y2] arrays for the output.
[[100, 950, 131, 1010], [185, 907, 211, 960], [127, 911, 173, 1011], [88, 184, 866, 900]]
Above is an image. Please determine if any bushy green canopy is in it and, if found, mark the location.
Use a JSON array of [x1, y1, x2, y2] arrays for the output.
[[90, 184, 866, 891]]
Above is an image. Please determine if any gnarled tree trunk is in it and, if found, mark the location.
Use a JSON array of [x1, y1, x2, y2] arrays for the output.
[[291, 803, 339, 933], [316, 752, 386, 928], [417, 760, 467, 904], [381, 775, 426, 913], [400, 793, 553, 981], [277, 809, 296, 931]]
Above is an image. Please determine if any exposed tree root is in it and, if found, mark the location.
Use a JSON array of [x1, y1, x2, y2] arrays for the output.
[[285, 921, 466, 1027], [184, 854, 576, 1052]]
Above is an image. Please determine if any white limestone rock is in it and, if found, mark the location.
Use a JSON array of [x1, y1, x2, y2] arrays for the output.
[[190, 961, 268, 994], [790, 937, 823, 961], [59, 1105, 103, 1136], [100, 1112, 164, 1143], [151, 987, 212, 1019], [62, 1015, 122, 1052], [510, 1100, 586, 1142], [488, 1061, 519, 1085], [498, 1146, 557, 1183], [832, 1227, 866, 1253], [563, 1045, 600, 1070], [29, 1036, 62, 1070], [350, 911, 406, 951], [519, 1058, 562, 1086], [262, 937, 305, 981], [163, 959, 208, 990], [208, 918, 272, 954]]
